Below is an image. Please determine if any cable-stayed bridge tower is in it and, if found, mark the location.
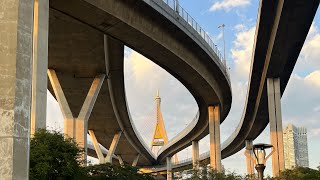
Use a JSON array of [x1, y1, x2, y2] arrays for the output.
[[151, 90, 178, 163]]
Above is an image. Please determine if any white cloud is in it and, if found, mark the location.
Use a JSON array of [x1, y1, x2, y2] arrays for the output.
[[231, 26, 255, 79], [209, 0, 251, 12]]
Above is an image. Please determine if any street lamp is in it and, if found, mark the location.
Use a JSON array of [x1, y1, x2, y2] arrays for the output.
[[252, 143, 274, 180]]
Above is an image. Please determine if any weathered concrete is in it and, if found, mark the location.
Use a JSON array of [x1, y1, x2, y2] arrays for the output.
[[31, 0, 49, 135], [244, 140, 255, 178], [166, 156, 173, 180], [267, 78, 285, 176], [192, 141, 199, 170], [0, 0, 34, 179], [209, 106, 221, 172]]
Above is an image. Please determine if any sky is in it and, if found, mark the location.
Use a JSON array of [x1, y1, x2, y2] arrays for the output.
[[46, 0, 320, 176]]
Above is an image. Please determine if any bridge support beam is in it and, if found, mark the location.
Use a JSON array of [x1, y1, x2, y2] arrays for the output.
[[0, 0, 34, 178], [167, 156, 173, 180], [48, 69, 105, 163], [192, 140, 200, 170], [118, 155, 124, 166], [132, 154, 140, 167], [31, 0, 49, 135], [106, 131, 122, 163], [208, 105, 222, 172], [88, 130, 105, 164], [267, 78, 285, 177], [244, 140, 255, 178]]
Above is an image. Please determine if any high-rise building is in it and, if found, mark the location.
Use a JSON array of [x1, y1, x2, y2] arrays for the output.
[[283, 124, 309, 169]]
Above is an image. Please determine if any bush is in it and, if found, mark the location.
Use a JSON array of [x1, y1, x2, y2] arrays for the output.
[[272, 167, 320, 180], [84, 163, 154, 180], [29, 129, 85, 180]]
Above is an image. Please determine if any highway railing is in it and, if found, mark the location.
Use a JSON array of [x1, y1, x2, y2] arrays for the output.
[[158, 0, 228, 73]]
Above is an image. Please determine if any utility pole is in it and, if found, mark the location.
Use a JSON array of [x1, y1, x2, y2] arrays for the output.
[[218, 24, 226, 68]]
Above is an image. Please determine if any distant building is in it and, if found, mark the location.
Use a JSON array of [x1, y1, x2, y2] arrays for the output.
[[283, 124, 309, 169]]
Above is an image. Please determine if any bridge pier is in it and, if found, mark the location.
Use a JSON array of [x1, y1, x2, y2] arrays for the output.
[[106, 131, 122, 163], [0, 0, 34, 178], [267, 78, 285, 176], [192, 140, 200, 170], [244, 140, 255, 178], [88, 130, 105, 164], [208, 105, 222, 172], [132, 154, 140, 167], [47, 69, 105, 163], [31, 0, 49, 135], [166, 156, 173, 180]]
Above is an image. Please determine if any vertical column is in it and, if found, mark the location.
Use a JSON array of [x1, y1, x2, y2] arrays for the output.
[[192, 141, 200, 170], [167, 156, 173, 180], [245, 140, 255, 178], [31, 0, 49, 135], [208, 105, 222, 172], [0, 0, 34, 179], [267, 78, 285, 177]]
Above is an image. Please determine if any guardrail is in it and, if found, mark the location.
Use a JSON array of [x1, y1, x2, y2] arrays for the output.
[[143, 0, 231, 80]]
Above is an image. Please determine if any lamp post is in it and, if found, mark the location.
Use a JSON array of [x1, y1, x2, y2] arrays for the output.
[[251, 143, 274, 180], [218, 24, 226, 68]]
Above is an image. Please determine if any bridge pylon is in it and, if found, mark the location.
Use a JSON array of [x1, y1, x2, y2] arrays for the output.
[[150, 90, 179, 164]]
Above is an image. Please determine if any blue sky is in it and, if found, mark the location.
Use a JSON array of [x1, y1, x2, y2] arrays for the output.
[[46, 0, 320, 176]]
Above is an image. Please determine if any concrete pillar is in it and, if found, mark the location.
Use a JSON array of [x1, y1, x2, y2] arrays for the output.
[[31, 0, 49, 135], [245, 140, 255, 178], [192, 141, 200, 170], [0, 0, 34, 179], [88, 130, 105, 164], [166, 156, 173, 180], [267, 78, 285, 177], [48, 69, 105, 163], [47, 69, 74, 138], [132, 154, 140, 167], [208, 105, 222, 172], [118, 155, 124, 166], [76, 74, 105, 162], [106, 131, 122, 163]]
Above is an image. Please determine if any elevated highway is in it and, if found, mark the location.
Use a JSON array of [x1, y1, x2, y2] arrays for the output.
[[152, 0, 319, 170], [48, 0, 231, 166]]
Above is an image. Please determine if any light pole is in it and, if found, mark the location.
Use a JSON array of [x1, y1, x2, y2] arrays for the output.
[[251, 143, 274, 180], [218, 24, 226, 68]]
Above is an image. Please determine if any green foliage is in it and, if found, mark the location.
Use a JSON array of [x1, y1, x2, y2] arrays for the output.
[[84, 163, 154, 180], [29, 129, 85, 180], [272, 167, 320, 180], [181, 165, 246, 180]]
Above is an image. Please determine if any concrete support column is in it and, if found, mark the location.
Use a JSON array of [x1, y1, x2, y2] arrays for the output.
[[88, 130, 105, 164], [166, 156, 173, 180], [267, 78, 285, 177], [0, 0, 34, 179], [244, 140, 255, 178], [106, 131, 122, 163], [192, 140, 200, 170], [208, 105, 222, 172], [132, 154, 140, 167], [48, 69, 105, 163], [118, 155, 124, 166], [31, 0, 49, 135]]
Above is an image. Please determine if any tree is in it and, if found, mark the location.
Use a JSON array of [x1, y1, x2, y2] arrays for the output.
[[84, 163, 154, 180], [29, 129, 85, 179], [272, 167, 320, 180], [317, 163, 320, 171]]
